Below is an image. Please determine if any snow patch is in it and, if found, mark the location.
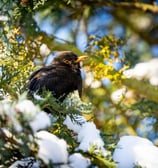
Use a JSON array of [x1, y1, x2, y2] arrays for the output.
[[30, 111, 51, 132], [36, 131, 68, 165], [113, 135, 158, 168], [69, 153, 90, 168]]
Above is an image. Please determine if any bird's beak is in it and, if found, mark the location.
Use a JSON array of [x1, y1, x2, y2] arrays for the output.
[[75, 55, 88, 63]]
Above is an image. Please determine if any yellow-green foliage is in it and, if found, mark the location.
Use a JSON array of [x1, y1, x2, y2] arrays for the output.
[[86, 35, 128, 82], [0, 26, 36, 98]]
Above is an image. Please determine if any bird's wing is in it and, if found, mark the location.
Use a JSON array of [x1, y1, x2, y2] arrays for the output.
[[27, 66, 53, 91], [27, 65, 82, 98]]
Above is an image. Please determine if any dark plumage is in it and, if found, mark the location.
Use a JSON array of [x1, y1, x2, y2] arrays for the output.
[[27, 51, 87, 101]]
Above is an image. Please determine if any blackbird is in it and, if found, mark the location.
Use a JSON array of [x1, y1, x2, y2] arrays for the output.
[[27, 51, 87, 101]]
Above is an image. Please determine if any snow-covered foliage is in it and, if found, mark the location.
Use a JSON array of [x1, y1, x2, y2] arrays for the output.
[[124, 59, 158, 86], [63, 115, 86, 133], [9, 157, 39, 168], [2, 92, 158, 168], [1, 98, 51, 133], [1, 94, 112, 168], [64, 115, 107, 156]]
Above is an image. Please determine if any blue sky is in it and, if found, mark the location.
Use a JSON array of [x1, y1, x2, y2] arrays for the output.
[[34, 9, 158, 60]]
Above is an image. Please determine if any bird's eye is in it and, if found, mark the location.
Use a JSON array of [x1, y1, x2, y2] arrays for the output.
[[63, 59, 71, 64]]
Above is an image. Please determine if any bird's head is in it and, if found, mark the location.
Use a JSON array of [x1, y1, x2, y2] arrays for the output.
[[53, 51, 88, 70]]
